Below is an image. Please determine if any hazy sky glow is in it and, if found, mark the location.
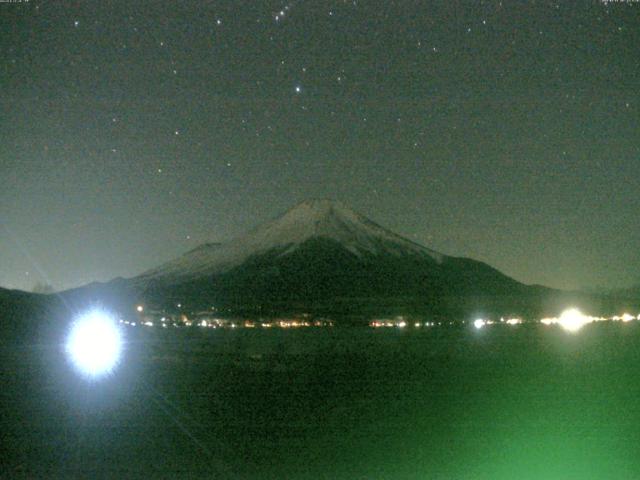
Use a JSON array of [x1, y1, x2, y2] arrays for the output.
[[1, 0, 638, 292]]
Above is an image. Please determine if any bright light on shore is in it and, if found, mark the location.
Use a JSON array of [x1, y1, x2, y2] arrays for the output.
[[558, 308, 589, 333], [66, 310, 122, 378], [474, 319, 486, 329]]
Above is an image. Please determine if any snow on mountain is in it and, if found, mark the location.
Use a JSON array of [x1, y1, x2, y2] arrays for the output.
[[138, 199, 444, 284]]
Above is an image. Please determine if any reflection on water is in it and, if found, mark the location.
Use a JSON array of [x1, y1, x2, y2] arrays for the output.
[[4, 317, 640, 479]]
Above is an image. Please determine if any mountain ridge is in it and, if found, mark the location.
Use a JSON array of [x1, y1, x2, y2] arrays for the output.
[[126, 199, 548, 316], [137, 199, 445, 286], [5, 200, 630, 322]]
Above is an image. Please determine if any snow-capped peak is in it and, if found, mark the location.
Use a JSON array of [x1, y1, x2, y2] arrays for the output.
[[138, 199, 443, 283]]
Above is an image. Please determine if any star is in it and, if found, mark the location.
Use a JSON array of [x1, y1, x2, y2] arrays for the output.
[[74, 20, 79, 27], [295, 85, 302, 93]]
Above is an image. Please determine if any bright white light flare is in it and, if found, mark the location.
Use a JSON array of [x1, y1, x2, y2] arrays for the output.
[[66, 310, 122, 377], [474, 319, 486, 329], [558, 308, 590, 333], [621, 313, 634, 323]]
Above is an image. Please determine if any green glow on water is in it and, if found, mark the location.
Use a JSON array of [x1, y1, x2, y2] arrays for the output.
[[294, 324, 640, 479]]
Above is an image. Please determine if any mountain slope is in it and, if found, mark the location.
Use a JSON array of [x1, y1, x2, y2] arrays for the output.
[[138, 199, 443, 285], [0, 288, 54, 342], [133, 200, 535, 314]]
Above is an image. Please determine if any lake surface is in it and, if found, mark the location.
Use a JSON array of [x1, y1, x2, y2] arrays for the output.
[[3, 323, 640, 478]]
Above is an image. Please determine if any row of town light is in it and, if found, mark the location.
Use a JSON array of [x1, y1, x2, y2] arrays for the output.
[[474, 308, 640, 333], [64, 306, 638, 381]]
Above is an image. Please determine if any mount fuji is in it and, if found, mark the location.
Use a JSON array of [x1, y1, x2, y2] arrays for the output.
[[132, 200, 538, 315], [139, 199, 444, 283]]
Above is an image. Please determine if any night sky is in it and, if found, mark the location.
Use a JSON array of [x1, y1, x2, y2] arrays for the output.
[[1, 0, 638, 293]]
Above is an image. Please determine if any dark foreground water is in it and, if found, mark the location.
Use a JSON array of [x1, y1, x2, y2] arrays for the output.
[[2, 323, 640, 479]]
